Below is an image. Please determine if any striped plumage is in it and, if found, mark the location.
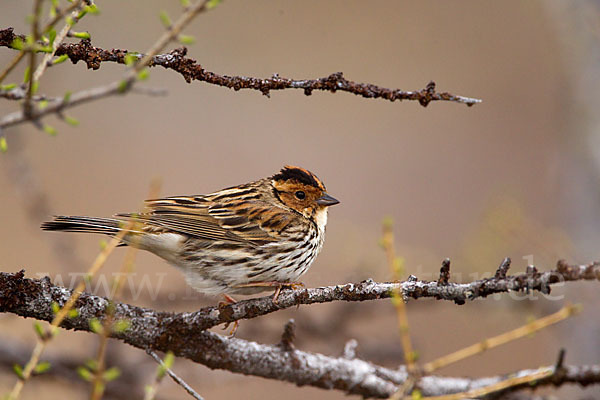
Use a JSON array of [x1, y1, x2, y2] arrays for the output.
[[42, 166, 339, 296]]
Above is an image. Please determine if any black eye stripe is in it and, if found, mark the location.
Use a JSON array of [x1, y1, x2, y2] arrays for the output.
[[295, 191, 306, 200]]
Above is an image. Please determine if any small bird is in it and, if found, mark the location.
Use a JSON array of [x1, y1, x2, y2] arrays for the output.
[[42, 166, 339, 298]]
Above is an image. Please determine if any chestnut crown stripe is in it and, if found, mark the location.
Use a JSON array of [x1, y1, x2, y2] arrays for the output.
[[272, 165, 326, 191]]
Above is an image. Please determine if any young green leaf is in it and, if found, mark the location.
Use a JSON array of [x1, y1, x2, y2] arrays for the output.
[[71, 31, 91, 39], [68, 308, 79, 318], [23, 66, 31, 83], [33, 321, 46, 339], [34, 361, 51, 374], [13, 364, 24, 379], [51, 302, 60, 314], [48, 28, 57, 45], [53, 54, 69, 65], [159, 11, 172, 28], [112, 319, 130, 333], [63, 91, 72, 104], [0, 137, 7, 153], [180, 0, 190, 6], [206, 0, 222, 10], [77, 366, 93, 382], [163, 351, 175, 369], [64, 115, 80, 126], [85, 359, 98, 372], [11, 37, 24, 50], [1, 83, 17, 91], [43, 124, 57, 136], [84, 4, 100, 15], [89, 318, 104, 334], [124, 53, 137, 66], [103, 367, 121, 382], [117, 79, 129, 93], [178, 34, 195, 45], [137, 69, 149, 81], [157, 351, 175, 379]]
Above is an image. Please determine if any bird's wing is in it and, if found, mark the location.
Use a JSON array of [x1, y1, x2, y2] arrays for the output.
[[116, 191, 283, 245]]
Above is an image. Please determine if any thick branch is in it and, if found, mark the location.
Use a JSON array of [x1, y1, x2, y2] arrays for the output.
[[111, 258, 600, 329], [1, 259, 599, 334], [0, 27, 481, 107], [1, 270, 599, 398]]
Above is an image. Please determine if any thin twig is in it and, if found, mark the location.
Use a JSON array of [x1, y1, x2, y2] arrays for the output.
[[0, 86, 60, 101], [0, 337, 146, 400], [24, 0, 44, 119], [0, 51, 26, 85], [279, 319, 296, 351], [144, 351, 168, 400], [0, 85, 166, 102], [146, 350, 205, 400], [0, 80, 129, 128], [380, 219, 416, 400], [0, 0, 212, 130], [90, 316, 111, 400], [32, 0, 86, 84], [421, 367, 554, 400], [133, 0, 210, 74], [0, 1, 86, 85], [422, 304, 581, 374], [384, 225, 415, 369], [8, 222, 132, 400], [89, 182, 160, 400], [41, 0, 86, 36]]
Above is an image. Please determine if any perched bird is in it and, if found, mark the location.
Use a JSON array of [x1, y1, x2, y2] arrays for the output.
[[42, 166, 339, 297]]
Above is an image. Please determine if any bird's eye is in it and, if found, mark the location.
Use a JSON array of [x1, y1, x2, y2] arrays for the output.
[[295, 191, 306, 200]]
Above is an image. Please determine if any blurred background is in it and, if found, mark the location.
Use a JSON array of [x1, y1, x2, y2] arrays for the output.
[[1, 0, 600, 398]]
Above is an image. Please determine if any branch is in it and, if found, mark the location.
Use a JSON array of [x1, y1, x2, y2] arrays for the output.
[[1, 259, 599, 334], [0, 27, 482, 107], [0, 80, 127, 129], [31, 0, 86, 84], [146, 350, 205, 400], [102, 258, 600, 330], [0, 0, 211, 132], [0, 337, 146, 400], [0, 270, 599, 398]]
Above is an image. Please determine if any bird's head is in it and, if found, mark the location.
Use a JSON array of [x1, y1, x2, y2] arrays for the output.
[[271, 165, 339, 225]]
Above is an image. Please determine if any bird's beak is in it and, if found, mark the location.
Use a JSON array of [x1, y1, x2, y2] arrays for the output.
[[316, 193, 340, 206]]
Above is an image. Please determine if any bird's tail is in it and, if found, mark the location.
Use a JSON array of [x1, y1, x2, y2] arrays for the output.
[[41, 216, 123, 235]]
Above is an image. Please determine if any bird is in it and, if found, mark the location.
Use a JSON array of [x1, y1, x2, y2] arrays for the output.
[[41, 165, 339, 299]]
